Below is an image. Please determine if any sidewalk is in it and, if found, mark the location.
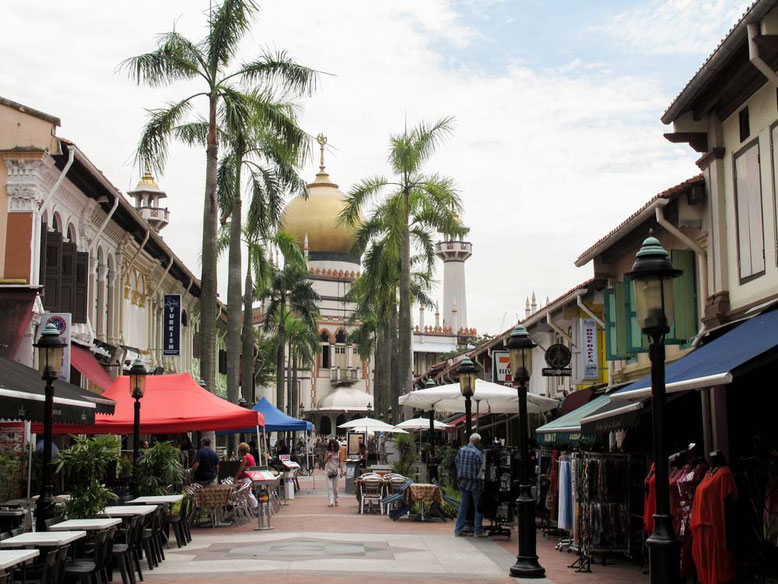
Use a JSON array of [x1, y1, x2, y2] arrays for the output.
[[144, 472, 646, 584]]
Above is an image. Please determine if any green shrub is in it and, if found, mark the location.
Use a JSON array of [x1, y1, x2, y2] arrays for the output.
[[391, 433, 418, 478], [135, 441, 184, 495], [0, 452, 22, 502], [64, 480, 116, 519], [55, 435, 120, 519], [439, 445, 457, 488]]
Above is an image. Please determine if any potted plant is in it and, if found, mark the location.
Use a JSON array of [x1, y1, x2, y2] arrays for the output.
[[55, 435, 120, 519], [135, 441, 185, 495]]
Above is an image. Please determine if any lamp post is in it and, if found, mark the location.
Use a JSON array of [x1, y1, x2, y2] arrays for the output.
[[33, 322, 66, 532], [425, 378, 437, 457], [128, 358, 147, 468], [457, 357, 477, 438], [506, 324, 545, 579], [628, 232, 682, 584]]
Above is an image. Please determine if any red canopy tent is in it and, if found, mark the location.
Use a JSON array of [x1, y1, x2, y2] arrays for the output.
[[38, 373, 263, 434]]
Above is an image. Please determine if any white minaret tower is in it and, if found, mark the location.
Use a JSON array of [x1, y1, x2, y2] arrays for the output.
[[435, 217, 472, 331]]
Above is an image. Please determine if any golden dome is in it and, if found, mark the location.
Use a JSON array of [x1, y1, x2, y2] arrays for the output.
[[281, 137, 361, 257], [129, 164, 166, 198]]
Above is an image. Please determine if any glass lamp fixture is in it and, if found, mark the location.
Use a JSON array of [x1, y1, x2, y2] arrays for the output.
[[457, 357, 477, 398], [128, 358, 147, 399], [34, 323, 66, 380], [506, 324, 536, 384], [627, 232, 682, 336]]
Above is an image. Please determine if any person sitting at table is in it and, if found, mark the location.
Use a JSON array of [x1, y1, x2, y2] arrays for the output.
[[192, 437, 220, 486], [358, 442, 369, 469], [234, 442, 259, 512]]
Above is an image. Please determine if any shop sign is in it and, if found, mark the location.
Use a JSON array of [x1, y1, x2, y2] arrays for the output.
[[163, 294, 181, 356], [491, 350, 512, 385], [39, 313, 71, 381], [542, 343, 571, 376], [580, 318, 599, 380]]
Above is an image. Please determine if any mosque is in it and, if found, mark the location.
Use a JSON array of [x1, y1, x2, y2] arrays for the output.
[[267, 135, 474, 435]]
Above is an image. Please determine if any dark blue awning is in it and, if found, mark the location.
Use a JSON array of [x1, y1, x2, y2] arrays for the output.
[[612, 309, 778, 402]]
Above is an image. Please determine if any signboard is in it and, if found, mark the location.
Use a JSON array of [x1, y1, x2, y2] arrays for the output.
[[542, 343, 571, 376], [39, 313, 71, 382], [580, 318, 599, 380], [163, 294, 181, 356], [491, 350, 512, 385], [347, 432, 365, 457], [542, 367, 572, 377]]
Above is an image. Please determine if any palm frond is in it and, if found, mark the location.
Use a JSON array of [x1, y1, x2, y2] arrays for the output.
[[207, 0, 258, 72], [339, 176, 389, 228], [227, 49, 319, 96], [119, 30, 205, 87], [137, 97, 200, 174]]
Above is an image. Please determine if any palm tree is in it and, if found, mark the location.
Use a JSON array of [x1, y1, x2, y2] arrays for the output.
[[122, 0, 317, 392], [340, 118, 465, 405], [284, 315, 319, 417], [261, 262, 319, 410], [216, 100, 309, 407]]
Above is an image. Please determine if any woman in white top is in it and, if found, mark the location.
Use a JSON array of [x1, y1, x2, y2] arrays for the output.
[[324, 438, 344, 507]]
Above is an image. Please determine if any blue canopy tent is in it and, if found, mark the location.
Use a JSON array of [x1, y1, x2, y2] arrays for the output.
[[218, 397, 312, 433]]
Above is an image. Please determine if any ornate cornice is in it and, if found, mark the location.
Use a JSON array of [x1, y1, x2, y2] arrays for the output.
[[4, 156, 57, 212]]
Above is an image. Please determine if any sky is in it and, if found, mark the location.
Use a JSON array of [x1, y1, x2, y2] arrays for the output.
[[1, 0, 753, 335]]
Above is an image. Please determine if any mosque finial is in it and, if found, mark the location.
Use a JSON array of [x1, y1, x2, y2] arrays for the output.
[[316, 133, 328, 173]]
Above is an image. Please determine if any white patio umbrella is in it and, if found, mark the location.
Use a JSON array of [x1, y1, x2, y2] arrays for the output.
[[398, 378, 559, 415], [396, 418, 452, 430], [338, 417, 408, 433]]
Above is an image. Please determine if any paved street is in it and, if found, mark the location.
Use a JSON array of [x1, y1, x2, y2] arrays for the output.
[[143, 472, 648, 584]]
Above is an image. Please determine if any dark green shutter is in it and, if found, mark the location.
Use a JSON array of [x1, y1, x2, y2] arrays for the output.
[[667, 249, 698, 345], [604, 283, 630, 360], [625, 275, 649, 354]]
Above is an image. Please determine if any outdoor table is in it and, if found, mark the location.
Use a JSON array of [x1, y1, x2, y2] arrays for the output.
[[127, 495, 183, 505], [0, 530, 86, 548], [405, 483, 443, 521], [0, 549, 39, 577], [50, 518, 121, 531], [192, 485, 234, 528], [0, 509, 25, 532], [99, 505, 157, 518], [246, 470, 280, 531]]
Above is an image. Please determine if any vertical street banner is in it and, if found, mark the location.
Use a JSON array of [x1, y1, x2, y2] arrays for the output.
[[491, 350, 512, 385], [163, 294, 181, 356], [39, 313, 71, 382], [580, 318, 599, 380]]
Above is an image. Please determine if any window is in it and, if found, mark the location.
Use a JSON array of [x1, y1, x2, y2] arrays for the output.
[[335, 329, 347, 343], [739, 107, 750, 142], [192, 332, 200, 359], [734, 141, 765, 281], [218, 349, 227, 374], [321, 344, 330, 369], [38, 223, 89, 323]]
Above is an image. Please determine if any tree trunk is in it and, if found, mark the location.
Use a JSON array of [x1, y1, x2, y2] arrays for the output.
[[226, 158, 243, 406], [242, 247, 255, 404], [291, 350, 299, 418], [199, 92, 219, 392], [276, 324, 285, 410], [374, 319, 385, 418], [286, 345, 293, 414], [398, 191, 413, 401], [390, 297, 400, 424]]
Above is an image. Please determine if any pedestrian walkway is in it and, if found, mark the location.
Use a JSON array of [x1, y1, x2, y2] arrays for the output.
[[144, 471, 646, 584]]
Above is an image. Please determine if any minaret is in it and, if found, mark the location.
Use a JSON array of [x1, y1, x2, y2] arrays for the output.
[[435, 302, 440, 329], [419, 305, 425, 329], [531, 292, 537, 314], [525, 298, 531, 319], [435, 216, 472, 331], [128, 164, 170, 232], [303, 233, 309, 260]]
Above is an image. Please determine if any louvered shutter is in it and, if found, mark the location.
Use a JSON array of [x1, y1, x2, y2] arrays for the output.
[[73, 252, 89, 323]]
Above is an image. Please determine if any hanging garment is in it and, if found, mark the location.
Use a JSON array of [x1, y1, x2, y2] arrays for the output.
[[669, 464, 687, 534], [677, 462, 707, 579], [691, 466, 738, 584], [765, 467, 778, 546], [558, 460, 573, 530], [644, 463, 656, 534], [546, 450, 559, 515]]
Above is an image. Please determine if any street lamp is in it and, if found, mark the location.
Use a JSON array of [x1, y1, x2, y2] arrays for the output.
[[424, 377, 437, 458], [506, 323, 545, 579], [128, 358, 147, 469], [457, 357, 477, 438], [628, 232, 682, 584], [33, 322, 66, 532]]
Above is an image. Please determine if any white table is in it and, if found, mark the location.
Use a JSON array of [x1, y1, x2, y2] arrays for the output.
[[50, 518, 121, 531], [0, 549, 39, 571], [127, 495, 183, 505], [99, 506, 157, 517], [0, 531, 86, 548]]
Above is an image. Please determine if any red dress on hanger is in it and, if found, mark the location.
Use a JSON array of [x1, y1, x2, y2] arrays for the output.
[[691, 466, 737, 584], [644, 464, 656, 534]]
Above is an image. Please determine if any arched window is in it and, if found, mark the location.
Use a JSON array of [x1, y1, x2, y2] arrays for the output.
[[182, 310, 188, 327], [335, 329, 347, 344], [320, 331, 330, 343]]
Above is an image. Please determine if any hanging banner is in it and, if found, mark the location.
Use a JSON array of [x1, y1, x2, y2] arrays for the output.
[[580, 318, 599, 380], [163, 294, 181, 356], [39, 313, 71, 381], [491, 350, 512, 385]]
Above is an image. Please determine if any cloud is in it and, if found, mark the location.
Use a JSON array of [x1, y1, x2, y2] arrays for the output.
[[599, 0, 753, 55], [1, 0, 699, 334]]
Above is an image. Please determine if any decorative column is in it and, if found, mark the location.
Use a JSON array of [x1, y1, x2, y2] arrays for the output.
[[96, 262, 108, 341]]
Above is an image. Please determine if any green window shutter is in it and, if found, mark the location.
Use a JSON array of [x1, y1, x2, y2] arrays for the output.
[[625, 275, 649, 354], [604, 283, 630, 360], [667, 249, 698, 345]]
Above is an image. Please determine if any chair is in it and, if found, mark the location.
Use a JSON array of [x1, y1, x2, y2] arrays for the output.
[[10, 528, 23, 537], [111, 522, 136, 584], [167, 496, 190, 547], [127, 516, 145, 581], [0, 532, 11, 541], [23, 545, 70, 584], [360, 476, 384, 515], [65, 529, 111, 583]]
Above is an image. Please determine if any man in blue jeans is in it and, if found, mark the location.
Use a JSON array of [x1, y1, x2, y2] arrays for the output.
[[455, 433, 485, 537]]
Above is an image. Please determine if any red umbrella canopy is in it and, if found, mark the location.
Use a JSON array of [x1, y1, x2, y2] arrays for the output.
[[40, 373, 263, 435]]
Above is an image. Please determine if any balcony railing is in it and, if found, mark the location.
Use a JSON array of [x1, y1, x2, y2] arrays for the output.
[[330, 367, 359, 385]]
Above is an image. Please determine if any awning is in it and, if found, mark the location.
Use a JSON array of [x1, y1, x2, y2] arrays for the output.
[[535, 394, 611, 446], [612, 309, 778, 401], [0, 357, 96, 425], [71, 345, 114, 393], [559, 387, 595, 416], [218, 397, 312, 433], [579, 397, 647, 434]]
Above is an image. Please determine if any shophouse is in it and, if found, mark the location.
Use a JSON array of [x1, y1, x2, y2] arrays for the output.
[[0, 97, 228, 396]]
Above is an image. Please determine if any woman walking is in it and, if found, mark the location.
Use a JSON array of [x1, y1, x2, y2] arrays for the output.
[[324, 438, 344, 507], [234, 442, 259, 512]]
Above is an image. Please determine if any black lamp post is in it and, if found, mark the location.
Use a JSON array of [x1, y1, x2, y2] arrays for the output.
[[33, 322, 66, 532], [507, 323, 545, 579], [128, 358, 147, 469], [425, 378, 437, 457], [457, 357, 477, 438], [628, 232, 682, 584]]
